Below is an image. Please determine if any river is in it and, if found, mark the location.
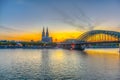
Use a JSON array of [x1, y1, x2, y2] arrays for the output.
[[0, 48, 120, 80]]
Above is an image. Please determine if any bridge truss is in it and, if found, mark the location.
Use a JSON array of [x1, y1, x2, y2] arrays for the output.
[[77, 30, 120, 42]]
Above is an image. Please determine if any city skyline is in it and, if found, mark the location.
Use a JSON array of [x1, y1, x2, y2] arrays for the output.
[[0, 0, 120, 42]]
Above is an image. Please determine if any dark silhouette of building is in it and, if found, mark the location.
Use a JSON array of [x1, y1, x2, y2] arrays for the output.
[[41, 27, 52, 43]]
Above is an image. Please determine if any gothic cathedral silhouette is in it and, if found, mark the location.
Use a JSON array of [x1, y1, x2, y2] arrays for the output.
[[41, 27, 52, 43]]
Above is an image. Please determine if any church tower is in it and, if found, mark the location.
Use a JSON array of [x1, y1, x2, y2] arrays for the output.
[[42, 27, 45, 38], [46, 27, 49, 37], [41, 27, 52, 42]]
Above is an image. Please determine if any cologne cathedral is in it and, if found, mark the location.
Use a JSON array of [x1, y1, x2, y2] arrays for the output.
[[41, 27, 52, 43]]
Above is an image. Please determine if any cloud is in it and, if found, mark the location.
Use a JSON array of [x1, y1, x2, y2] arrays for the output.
[[51, 3, 96, 31], [0, 25, 22, 32], [0, 25, 40, 35]]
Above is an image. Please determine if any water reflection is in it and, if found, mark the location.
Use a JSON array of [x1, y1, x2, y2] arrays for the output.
[[0, 49, 120, 80], [84, 49, 120, 80], [41, 49, 52, 80]]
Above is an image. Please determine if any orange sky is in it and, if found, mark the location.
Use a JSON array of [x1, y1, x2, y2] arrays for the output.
[[0, 31, 83, 42], [51, 32, 83, 42], [0, 26, 119, 42]]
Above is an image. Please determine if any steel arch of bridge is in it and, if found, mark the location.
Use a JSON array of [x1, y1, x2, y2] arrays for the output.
[[77, 30, 120, 42]]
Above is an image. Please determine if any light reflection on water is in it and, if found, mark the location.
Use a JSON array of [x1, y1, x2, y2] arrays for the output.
[[0, 49, 120, 80]]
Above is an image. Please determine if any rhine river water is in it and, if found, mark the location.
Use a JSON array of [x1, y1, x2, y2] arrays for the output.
[[0, 48, 120, 80]]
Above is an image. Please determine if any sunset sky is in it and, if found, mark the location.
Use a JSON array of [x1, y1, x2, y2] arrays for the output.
[[0, 0, 120, 42]]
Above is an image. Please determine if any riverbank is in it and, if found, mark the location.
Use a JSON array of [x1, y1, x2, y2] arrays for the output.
[[0, 46, 57, 49]]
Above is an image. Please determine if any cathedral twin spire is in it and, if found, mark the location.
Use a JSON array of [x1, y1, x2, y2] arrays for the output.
[[41, 27, 52, 42], [42, 27, 49, 37]]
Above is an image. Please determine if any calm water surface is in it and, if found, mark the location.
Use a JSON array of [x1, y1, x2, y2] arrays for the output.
[[0, 49, 120, 80]]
